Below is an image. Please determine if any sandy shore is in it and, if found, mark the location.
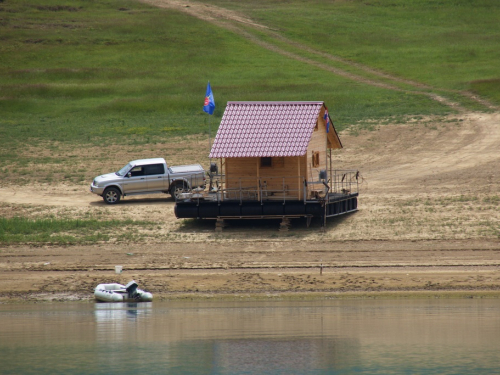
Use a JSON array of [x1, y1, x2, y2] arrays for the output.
[[1, 113, 499, 302], [1, 239, 499, 302]]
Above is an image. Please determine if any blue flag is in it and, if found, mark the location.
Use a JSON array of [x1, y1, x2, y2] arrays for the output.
[[203, 82, 215, 115]]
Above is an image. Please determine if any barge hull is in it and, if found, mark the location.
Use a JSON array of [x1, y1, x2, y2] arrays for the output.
[[175, 193, 358, 220]]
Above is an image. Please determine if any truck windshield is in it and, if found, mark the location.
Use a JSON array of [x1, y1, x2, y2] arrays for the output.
[[116, 163, 132, 176]]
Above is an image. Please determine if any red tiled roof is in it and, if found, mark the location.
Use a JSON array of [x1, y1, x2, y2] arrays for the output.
[[209, 101, 325, 158]]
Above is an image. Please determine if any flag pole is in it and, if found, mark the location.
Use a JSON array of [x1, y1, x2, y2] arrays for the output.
[[208, 114, 212, 159]]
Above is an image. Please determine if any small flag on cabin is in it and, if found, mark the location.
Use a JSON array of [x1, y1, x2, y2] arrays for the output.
[[324, 108, 330, 133], [203, 82, 215, 115]]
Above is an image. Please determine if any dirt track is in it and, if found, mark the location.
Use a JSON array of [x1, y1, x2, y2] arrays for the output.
[[1, 112, 499, 302], [140, 0, 498, 112]]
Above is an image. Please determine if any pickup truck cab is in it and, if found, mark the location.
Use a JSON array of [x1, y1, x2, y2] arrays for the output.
[[90, 158, 205, 204]]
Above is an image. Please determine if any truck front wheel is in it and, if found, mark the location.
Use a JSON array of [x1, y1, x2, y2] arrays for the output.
[[103, 187, 121, 204]]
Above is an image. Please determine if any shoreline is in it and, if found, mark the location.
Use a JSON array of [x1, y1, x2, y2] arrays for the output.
[[2, 290, 500, 304]]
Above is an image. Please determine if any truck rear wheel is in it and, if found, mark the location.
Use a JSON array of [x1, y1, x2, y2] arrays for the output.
[[170, 183, 187, 200], [103, 187, 121, 204]]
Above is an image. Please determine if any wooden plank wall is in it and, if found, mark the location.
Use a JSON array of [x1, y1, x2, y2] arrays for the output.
[[259, 156, 304, 198], [225, 156, 307, 199], [306, 112, 328, 183], [225, 157, 257, 189]]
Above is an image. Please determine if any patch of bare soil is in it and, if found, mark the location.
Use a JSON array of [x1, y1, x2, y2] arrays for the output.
[[0, 113, 499, 302]]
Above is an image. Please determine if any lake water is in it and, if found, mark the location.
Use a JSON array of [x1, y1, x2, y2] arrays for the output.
[[1, 299, 499, 374]]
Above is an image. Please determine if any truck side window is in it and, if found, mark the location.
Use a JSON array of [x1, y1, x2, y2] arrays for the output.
[[144, 164, 165, 175], [130, 166, 144, 177]]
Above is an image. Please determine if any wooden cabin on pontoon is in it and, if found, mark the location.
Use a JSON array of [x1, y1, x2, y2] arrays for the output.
[[175, 101, 359, 229]]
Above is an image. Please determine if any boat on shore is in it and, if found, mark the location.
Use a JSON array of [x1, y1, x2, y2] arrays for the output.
[[94, 280, 153, 302]]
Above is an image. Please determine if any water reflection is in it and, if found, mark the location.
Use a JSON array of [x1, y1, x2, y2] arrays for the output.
[[94, 302, 152, 321], [0, 299, 499, 374]]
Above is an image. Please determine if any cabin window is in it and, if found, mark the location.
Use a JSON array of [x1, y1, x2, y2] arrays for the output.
[[260, 157, 272, 167], [314, 120, 319, 131], [312, 151, 320, 168]]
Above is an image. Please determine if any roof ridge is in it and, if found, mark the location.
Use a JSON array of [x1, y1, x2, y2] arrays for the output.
[[227, 101, 324, 105]]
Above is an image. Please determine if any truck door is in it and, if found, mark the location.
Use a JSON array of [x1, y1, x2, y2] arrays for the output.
[[122, 166, 148, 193], [144, 163, 167, 191]]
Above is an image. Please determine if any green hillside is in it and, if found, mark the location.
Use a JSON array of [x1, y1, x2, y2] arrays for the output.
[[1, 0, 499, 153]]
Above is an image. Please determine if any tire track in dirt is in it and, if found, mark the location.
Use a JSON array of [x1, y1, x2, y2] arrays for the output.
[[139, 0, 499, 112], [0, 187, 95, 207], [344, 112, 500, 193]]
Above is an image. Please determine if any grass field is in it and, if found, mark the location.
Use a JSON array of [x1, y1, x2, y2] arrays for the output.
[[1, 0, 498, 156], [211, 0, 500, 88], [0, 216, 151, 244]]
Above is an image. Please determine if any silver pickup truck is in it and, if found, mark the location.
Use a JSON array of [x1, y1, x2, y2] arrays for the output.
[[90, 158, 206, 204]]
